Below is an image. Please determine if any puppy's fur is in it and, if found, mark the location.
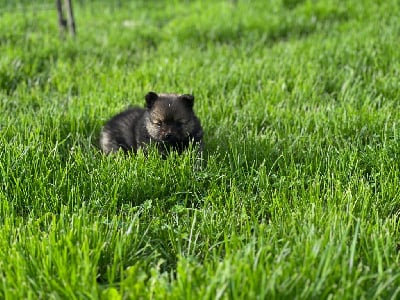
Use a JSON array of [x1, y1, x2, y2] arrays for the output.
[[100, 92, 203, 155]]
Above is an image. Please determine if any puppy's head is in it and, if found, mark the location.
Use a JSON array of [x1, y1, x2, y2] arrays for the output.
[[144, 92, 196, 143]]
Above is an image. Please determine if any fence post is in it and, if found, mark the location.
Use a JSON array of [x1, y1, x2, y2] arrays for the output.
[[56, 0, 76, 38], [56, 0, 67, 37], [65, 0, 76, 36]]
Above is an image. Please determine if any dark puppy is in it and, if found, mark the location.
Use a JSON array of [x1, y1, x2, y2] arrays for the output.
[[100, 92, 204, 155]]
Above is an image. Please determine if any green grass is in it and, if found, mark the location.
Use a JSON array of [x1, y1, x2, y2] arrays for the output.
[[1, 0, 400, 298]]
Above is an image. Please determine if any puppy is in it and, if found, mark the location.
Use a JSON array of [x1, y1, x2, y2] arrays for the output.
[[100, 92, 204, 156]]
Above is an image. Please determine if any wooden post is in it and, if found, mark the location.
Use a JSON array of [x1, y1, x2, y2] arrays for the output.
[[56, 0, 76, 38], [56, 0, 67, 37], [65, 0, 76, 36]]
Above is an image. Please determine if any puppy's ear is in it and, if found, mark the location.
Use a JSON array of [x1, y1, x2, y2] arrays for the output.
[[179, 94, 194, 108], [145, 92, 158, 109]]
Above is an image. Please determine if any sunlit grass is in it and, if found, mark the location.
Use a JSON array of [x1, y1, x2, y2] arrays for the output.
[[1, 0, 400, 298]]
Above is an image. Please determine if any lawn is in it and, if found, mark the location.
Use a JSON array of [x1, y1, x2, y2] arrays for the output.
[[1, 0, 400, 298]]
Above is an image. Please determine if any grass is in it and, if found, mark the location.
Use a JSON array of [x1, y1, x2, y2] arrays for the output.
[[1, 0, 400, 298]]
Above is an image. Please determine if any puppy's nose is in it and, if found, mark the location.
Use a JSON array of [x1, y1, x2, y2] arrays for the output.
[[165, 133, 173, 140]]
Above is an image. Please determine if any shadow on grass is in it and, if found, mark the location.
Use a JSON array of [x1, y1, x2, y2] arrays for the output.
[[165, 2, 350, 48], [0, 30, 159, 95]]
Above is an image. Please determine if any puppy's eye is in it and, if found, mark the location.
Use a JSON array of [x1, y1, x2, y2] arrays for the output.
[[153, 120, 162, 126], [177, 120, 188, 126]]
